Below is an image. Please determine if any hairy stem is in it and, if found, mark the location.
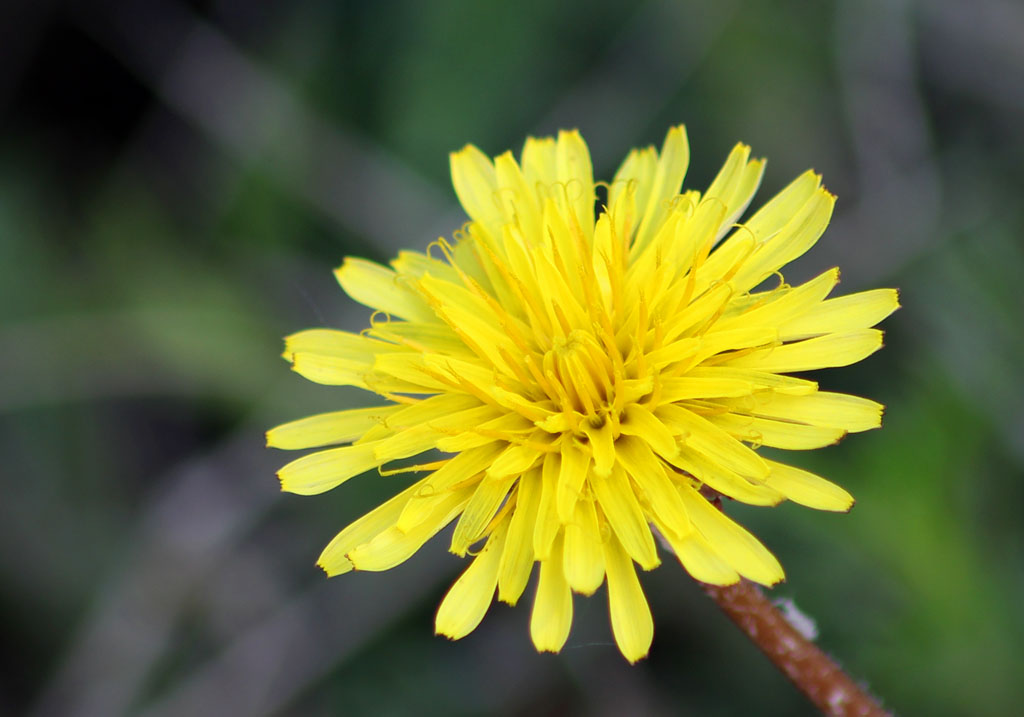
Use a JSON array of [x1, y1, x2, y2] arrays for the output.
[[702, 579, 891, 717]]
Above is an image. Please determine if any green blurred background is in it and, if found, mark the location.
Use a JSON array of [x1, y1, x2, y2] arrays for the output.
[[2, 0, 1022, 715]]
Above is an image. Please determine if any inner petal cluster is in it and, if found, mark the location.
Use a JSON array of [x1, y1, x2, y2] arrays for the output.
[[268, 125, 898, 663]]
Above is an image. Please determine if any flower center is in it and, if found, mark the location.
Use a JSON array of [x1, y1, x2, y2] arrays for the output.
[[542, 328, 621, 422]]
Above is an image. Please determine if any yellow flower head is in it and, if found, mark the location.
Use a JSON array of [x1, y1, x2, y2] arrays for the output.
[[268, 126, 898, 663]]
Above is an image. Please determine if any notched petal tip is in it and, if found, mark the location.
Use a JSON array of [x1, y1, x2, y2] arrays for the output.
[[343, 551, 361, 571], [622, 650, 650, 666], [434, 624, 465, 641], [332, 256, 355, 280], [449, 143, 479, 160], [829, 430, 850, 446], [665, 123, 688, 141], [638, 555, 662, 572], [700, 573, 743, 588], [534, 644, 561, 656]]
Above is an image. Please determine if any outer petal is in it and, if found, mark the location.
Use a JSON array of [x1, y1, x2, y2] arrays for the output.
[[436, 521, 508, 640], [498, 468, 542, 604], [450, 144, 502, 237], [724, 329, 883, 373], [763, 459, 854, 512], [335, 258, 438, 323], [634, 125, 690, 253], [347, 486, 472, 571], [266, 405, 401, 450], [530, 532, 573, 653], [562, 498, 605, 595], [677, 483, 784, 586], [555, 129, 596, 239], [779, 288, 900, 339], [603, 530, 654, 663], [592, 466, 660, 570]]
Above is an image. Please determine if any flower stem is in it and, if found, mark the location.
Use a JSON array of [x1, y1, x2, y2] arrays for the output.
[[701, 579, 891, 717]]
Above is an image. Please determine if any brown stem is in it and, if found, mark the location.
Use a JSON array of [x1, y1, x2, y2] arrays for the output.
[[701, 579, 891, 717]]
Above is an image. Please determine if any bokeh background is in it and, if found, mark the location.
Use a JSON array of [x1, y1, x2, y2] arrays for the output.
[[3, 0, 1023, 715]]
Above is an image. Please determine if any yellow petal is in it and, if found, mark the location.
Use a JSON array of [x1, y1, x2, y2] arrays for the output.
[[347, 486, 472, 571], [521, 135, 558, 191], [376, 391, 488, 431], [418, 273, 526, 374], [644, 337, 701, 370], [763, 459, 854, 512], [530, 532, 573, 653], [603, 531, 653, 664], [378, 389, 485, 428], [720, 391, 884, 433], [656, 404, 769, 480], [450, 144, 502, 236], [609, 146, 656, 234], [677, 483, 784, 585], [562, 498, 605, 595], [450, 474, 517, 556], [498, 468, 541, 604], [655, 518, 740, 586], [435, 412, 534, 452], [396, 442, 506, 531], [724, 329, 883, 373], [368, 320, 474, 357], [704, 143, 765, 242], [486, 440, 543, 480], [582, 418, 616, 476], [592, 466, 659, 570], [685, 366, 818, 395], [494, 151, 541, 238], [619, 404, 679, 458], [709, 412, 847, 450], [533, 452, 561, 560], [779, 288, 900, 340], [390, 248, 460, 279], [436, 521, 507, 640], [556, 439, 590, 522], [711, 267, 840, 334], [317, 479, 425, 575], [266, 405, 401, 450], [555, 129, 596, 238], [277, 443, 380, 495], [718, 161, 765, 242], [691, 327, 779, 367], [284, 328, 402, 359], [657, 377, 755, 404], [372, 404, 502, 465], [371, 352, 467, 391], [741, 169, 822, 243], [335, 257, 437, 323], [658, 281, 733, 347], [731, 187, 835, 293], [289, 352, 414, 392], [634, 125, 690, 253], [615, 436, 691, 537], [665, 447, 784, 506]]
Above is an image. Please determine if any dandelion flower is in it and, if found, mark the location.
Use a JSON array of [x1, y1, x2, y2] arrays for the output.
[[268, 126, 898, 663]]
